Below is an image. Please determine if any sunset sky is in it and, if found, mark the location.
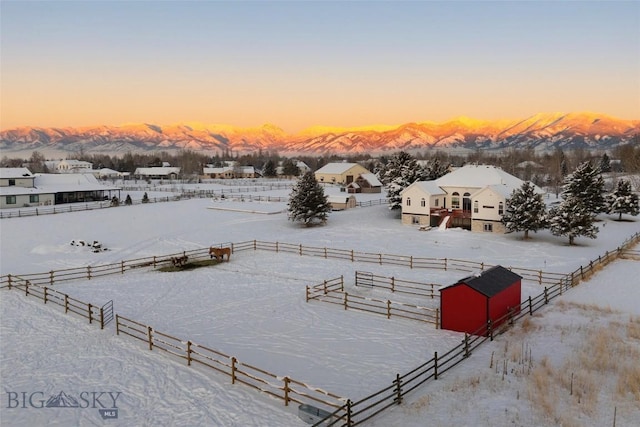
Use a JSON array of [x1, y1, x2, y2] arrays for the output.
[[1, 1, 638, 133]]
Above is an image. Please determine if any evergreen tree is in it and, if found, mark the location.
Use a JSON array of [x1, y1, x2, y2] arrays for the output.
[[501, 182, 547, 239], [287, 171, 331, 226], [422, 158, 449, 181], [547, 196, 599, 245], [110, 196, 120, 207], [599, 153, 611, 173], [561, 161, 606, 214], [142, 192, 149, 203], [378, 151, 423, 210], [263, 159, 277, 177], [124, 194, 133, 205], [606, 179, 640, 220], [281, 158, 300, 177]]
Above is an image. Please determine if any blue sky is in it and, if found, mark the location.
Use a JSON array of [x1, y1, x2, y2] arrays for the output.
[[1, 0, 638, 132]]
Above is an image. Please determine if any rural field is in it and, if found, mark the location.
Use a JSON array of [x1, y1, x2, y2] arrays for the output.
[[1, 181, 639, 427]]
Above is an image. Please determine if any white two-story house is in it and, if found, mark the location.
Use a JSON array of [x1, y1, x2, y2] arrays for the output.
[[401, 164, 545, 233]]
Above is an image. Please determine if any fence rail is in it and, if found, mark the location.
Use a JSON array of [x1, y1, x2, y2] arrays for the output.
[[355, 271, 440, 299], [114, 314, 346, 414], [313, 231, 640, 426]]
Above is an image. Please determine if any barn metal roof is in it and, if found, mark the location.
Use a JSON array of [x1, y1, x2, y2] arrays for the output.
[[443, 265, 522, 298]]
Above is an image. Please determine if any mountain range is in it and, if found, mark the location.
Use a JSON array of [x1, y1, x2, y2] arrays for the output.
[[1, 112, 638, 157]]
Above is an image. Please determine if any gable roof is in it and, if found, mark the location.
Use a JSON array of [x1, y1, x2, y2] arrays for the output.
[[359, 173, 382, 187], [401, 180, 446, 196], [315, 163, 363, 175], [442, 265, 522, 298], [0, 168, 34, 179], [435, 165, 524, 189]]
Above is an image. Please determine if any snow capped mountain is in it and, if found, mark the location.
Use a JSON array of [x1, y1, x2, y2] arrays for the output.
[[1, 113, 637, 157]]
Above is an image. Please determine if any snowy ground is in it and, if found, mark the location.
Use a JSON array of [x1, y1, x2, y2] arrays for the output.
[[1, 182, 639, 426]]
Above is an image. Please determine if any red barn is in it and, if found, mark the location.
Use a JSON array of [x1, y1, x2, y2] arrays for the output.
[[440, 265, 522, 335]]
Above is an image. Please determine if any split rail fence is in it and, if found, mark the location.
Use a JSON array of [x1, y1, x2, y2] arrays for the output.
[[1, 231, 638, 427], [306, 275, 440, 327]]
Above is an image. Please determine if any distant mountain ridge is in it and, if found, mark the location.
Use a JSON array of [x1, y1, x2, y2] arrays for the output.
[[1, 112, 638, 157]]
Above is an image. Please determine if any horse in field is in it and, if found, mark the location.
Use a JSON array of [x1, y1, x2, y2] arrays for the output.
[[171, 255, 189, 267], [209, 246, 231, 262]]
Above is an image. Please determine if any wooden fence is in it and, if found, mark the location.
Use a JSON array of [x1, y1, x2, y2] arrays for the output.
[[306, 276, 440, 327], [354, 271, 440, 299], [4, 275, 112, 329], [115, 314, 346, 415], [232, 240, 567, 286], [312, 231, 640, 426]]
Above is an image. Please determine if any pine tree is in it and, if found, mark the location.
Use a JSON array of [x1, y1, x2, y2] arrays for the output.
[[287, 171, 331, 226], [125, 194, 133, 205], [142, 192, 149, 203], [561, 161, 606, 214], [282, 158, 300, 177], [263, 159, 277, 177], [547, 196, 599, 245], [599, 153, 611, 173], [422, 158, 449, 181], [501, 182, 547, 239], [378, 151, 422, 210], [606, 179, 640, 221]]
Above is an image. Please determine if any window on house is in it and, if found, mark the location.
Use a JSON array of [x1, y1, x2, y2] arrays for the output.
[[9, 179, 15, 186], [434, 198, 439, 207], [406, 197, 411, 206], [473, 201, 479, 213], [6, 196, 16, 205], [412, 216, 420, 224], [498, 202, 504, 215], [451, 192, 460, 209], [421, 198, 426, 207], [483, 223, 493, 232], [30, 195, 39, 203]]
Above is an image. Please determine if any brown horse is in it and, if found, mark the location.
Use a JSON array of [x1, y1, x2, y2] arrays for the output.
[[209, 246, 231, 262]]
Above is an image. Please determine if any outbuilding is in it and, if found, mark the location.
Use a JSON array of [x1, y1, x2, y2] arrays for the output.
[[439, 265, 522, 335]]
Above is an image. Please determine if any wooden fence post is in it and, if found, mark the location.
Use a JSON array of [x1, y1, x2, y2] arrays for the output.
[[544, 287, 548, 304], [305, 286, 309, 302], [147, 326, 153, 350], [350, 250, 354, 262], [387, 300, 391, 319], [528, 296, 533, 315], [50, 271, 54, 286], [121, 261, 125, 274], [346, 399, 352, 426], [299, 244, 302, 256], [434, 352, 438, 380], [444, 258, 447, 271], [344, 292, 348, 310], [88, 304, 93, 324], [100, 307, 104, 329], [410, 255, 413, 269], [283, 377, 290, 406], [464, 333, 469, 358], [231, 357, 237, 384], [153, 256, 157, 268], [187, 341, 192, 366], [435, 308, 440, 329], [87, 266, 92, 280], [115, 314, 120, 335], [340, 275, 344, 291], [25, 281, 29, 296], [391, 277, 395, 293], [488, 320, 493, 341], [64, 294, 69, 313], [394, 373, 403, 404], [324, 247, 327, 259], [43, 287, 48, 304], [7, 274, 11, 290]]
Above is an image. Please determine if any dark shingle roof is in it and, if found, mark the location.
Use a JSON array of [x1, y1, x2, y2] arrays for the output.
[[447, 265, 521, 297]]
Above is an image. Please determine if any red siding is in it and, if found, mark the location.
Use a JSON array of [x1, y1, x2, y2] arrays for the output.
[[488, 280, 522, 328], [440, 285, 486, 334]]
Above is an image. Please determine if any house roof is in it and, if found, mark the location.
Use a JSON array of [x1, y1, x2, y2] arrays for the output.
[[33, 173, 120, 192], [359, 173, 382, 187], [315, 163, 363, 175], [435, 165, 524, 189], [0, 168, 34, 179], [134, 167, 180, 176], [401, 180, 446, 196], [442, 265, 522, 298]]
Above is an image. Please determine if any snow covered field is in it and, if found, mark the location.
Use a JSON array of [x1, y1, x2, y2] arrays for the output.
[[1, 183, 639, 426]]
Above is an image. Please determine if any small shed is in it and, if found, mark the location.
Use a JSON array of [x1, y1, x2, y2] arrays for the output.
[[439, 265, 521, 336], [328, 195, 357, 211]]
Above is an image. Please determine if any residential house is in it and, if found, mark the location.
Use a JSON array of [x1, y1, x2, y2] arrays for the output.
[[314, 163, 371, 185], [134, 167, 181, 180], [328, 195, 357, 211], [346, 173, 383, 194], [401, 164, 544, 233], [45, 159, 93, 174]]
